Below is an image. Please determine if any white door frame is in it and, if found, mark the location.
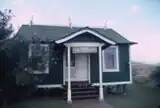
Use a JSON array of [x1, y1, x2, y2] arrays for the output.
[[63, 52, 77, 84], [63, 52, 91, 84], [87, 54, 91, 83]]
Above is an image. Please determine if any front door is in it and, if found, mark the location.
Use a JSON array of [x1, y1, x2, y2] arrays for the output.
[[64, 53, 89, 82], [76, 53, 88, 81]]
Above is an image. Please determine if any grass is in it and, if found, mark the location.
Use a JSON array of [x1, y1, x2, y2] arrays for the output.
[[7, 98, 71, 108], [105, 83, 160, 108], [7, 83, 160, 108]]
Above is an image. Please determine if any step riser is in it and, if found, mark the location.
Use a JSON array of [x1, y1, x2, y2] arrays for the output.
[[64, 95, 98, 100], [64, 91, 98, 95], [63, 82, 98, 100], [64, 87, 98, 91], [65, 81, 90, 87]]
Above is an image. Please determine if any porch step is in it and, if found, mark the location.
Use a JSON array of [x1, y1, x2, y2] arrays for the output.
[[63, 81, 99, 100], [64, 94, 98, 100], [64, 86, 98, 92], [64, 90, 98, 95], [65, 81, 90, 87]]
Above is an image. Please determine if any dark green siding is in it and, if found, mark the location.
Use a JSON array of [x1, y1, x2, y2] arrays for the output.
[[103, 45, 130, 82], [19, 40, 130, 85], [90, 52, 99, 83], [90, 45, 130, 83], [36, 44, 64, 85], [20, 43, 64, 85], [19, 43, 29, 65]]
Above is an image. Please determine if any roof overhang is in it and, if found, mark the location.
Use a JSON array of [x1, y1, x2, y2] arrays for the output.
[[115, 42, 138, 45], [130, 42, 138, 45], [55, 28, 116, 44]]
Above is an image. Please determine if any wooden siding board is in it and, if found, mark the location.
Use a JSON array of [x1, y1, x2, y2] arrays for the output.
[[90, 44, 130, 83], [102, 45, 130, 82], [18, 38, 130, 85], [20, 43, 64, 85], [90, 53, 99, 83]]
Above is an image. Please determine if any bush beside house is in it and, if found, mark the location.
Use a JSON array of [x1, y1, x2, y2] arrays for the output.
[[0, 9, 39, 107]]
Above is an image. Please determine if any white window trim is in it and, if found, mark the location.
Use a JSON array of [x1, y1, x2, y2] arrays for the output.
[[91, 81, 132, 86], [102, 45, 119, 72], [28, 44, 49, 74]]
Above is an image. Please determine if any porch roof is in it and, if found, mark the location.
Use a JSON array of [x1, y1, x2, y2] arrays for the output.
[[16, 24, 136, 44]]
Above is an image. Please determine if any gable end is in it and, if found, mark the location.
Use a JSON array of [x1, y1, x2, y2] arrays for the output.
[[55, 28, 116, 44]]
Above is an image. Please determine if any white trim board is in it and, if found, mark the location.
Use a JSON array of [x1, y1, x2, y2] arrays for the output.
[[37, 84, 62, 88], [129, 45, 132, 83], [88, 54, 91, 83], [64, 42, 104, 47], [55, 29, 116, 44], [92, 81, 132, 86]]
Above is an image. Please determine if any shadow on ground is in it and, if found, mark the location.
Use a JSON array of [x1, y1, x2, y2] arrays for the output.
[[105, 83, 160, 108]]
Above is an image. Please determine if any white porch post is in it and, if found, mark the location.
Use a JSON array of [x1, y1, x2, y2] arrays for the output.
[[98, 45, 104, 101], [67, 46, 72, 103]]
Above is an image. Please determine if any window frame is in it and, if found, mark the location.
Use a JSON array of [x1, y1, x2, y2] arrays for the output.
[[28, 43, 49, 74], [102, 45, 119, 72]]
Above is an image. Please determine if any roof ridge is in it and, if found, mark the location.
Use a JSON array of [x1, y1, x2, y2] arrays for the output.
[[22, 24, 112, 30], [22, 24, 85, 28], [18, 24, 133, 44]]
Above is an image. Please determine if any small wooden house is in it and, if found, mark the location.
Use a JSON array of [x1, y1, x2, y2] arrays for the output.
[[15, 24, 136, 102]]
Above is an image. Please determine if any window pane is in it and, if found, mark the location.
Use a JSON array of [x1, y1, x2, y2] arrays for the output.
[[29, 44, 49, 73], [66, 52, 75, 67], [104, 47, 117, 69]]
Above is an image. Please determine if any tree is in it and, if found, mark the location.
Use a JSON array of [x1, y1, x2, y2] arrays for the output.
[[0, 9, 13, 40], [0, 9, 14, 107], [0, 9, 37, 107]]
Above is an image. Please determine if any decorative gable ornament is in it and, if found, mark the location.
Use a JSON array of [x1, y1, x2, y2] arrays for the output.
[[68, 16, 72, 28], [104, 20, 107, 30], [29, 15, 34, 26]]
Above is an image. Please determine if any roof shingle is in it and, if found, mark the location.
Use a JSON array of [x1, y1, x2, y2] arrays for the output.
[[16, 24, 133, 44]]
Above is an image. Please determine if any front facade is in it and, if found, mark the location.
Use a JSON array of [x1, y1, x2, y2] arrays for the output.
[[16, 25, 136, 102]]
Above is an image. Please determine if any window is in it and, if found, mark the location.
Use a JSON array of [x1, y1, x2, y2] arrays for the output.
[[65, 52, 75, 67], [102, 46, 119, 72], [28, 44, 49, 74]]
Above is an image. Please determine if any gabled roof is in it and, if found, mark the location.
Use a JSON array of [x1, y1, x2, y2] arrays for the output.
[[16, 24, 135, 44], [55, 27, 116, 44]]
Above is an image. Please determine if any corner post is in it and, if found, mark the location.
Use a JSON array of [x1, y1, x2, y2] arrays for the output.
[[67, 45, 72, 103], [129, 45, 132, 83], [98, 45, 104, 101]]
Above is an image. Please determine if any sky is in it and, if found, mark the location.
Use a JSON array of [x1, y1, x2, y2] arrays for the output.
[[1, 0, 160, 64]]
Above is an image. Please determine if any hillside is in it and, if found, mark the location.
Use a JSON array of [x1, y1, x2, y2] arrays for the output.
[[131, 61, 156, 77]]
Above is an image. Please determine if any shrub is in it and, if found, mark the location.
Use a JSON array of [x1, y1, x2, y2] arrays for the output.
[[134, 75, 150, 84]]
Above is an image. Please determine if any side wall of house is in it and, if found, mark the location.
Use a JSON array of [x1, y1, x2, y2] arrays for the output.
[[20, 42, 64, 85], [36, 44, 64, 85], [90, 44, 130, 83]]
